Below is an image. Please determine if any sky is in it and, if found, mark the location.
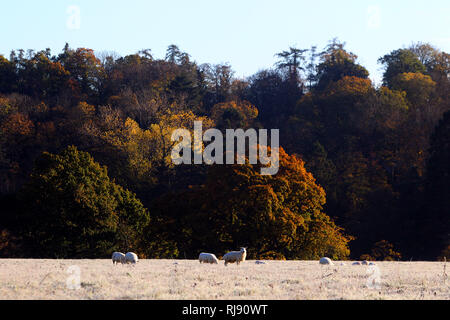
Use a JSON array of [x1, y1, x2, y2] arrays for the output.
[[1, 0, 450, 84]]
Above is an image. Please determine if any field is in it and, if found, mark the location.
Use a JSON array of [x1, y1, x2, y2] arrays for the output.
[[0, 259, 448, 300]]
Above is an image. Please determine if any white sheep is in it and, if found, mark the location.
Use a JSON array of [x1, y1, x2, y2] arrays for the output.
[[319, 257, 334, 265], [199, 253, 219, 264], [125, 252, 139, 264], [112, 252, 126, 265], [223, 247, 247, 266]]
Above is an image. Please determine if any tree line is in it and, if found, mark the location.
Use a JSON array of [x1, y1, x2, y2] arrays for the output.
[[0, 39, 448, 260]]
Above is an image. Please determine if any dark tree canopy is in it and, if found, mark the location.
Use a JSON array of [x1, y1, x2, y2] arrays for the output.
[[419, 111, 450, 259], [0, 41, 449, 260], [315, 39, 369, 91]]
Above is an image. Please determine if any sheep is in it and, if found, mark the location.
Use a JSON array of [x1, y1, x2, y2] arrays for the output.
[[125, 252, 139, 264], [223, 247, 247, 266], [198, 253, 219, 264], [319, 257, 334, 265], [112, 252, 126, 265]]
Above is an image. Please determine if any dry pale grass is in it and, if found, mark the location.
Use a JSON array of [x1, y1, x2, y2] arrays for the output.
[[0, 259, 448, 300]]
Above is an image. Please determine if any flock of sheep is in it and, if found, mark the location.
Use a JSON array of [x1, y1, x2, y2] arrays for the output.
[[198, 252, 375, 266], [111, 252, 139, 265], [111, 248, 247, 266], [198, 247, 247, 266], [112, 249, 374, 266], [319, 257, 376, 266]]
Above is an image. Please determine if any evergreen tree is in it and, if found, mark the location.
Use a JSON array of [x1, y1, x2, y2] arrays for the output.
[[19, 146, 149, 258]]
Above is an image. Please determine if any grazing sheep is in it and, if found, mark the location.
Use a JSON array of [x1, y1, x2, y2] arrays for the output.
[[352, 261, 362, 265], [199, 253, 219, 264], [125, 252, 139, 264], [112, 252, 126, 265], [223, 247, 247, 266], [319, 257, 334, 265]]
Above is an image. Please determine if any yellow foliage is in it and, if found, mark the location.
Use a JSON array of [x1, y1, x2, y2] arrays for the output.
[[97, 110, 214, 183], [76, 102, 96, 118], [327, 76, 373, 97], [392, 72, 436, 105]]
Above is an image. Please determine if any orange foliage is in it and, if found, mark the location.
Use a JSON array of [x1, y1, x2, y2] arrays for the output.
[[327, 76, 373, 97], [1, 113, 34, 136], [188, 147, 351, 260]]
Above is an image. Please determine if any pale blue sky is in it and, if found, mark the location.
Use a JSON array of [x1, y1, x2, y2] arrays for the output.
[[1, 0, 450, 84]]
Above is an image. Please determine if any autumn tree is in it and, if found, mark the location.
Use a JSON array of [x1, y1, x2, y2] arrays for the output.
[[391, 72, 436, 106], [0, 107, 36, 193], [5, 50, 72, 101], [315, 39, 369, 91], [379, 49, 426, 88], [57, 45, 105, 101], [152, 148, 351, 260], [82, 105, 214, 202]]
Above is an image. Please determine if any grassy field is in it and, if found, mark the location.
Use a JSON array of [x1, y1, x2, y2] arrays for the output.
[[0, 259, 448, 300]]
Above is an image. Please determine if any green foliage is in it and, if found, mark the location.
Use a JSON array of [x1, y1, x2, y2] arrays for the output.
[[18, 146, 149, 258], [379, 49, 427, 88]]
